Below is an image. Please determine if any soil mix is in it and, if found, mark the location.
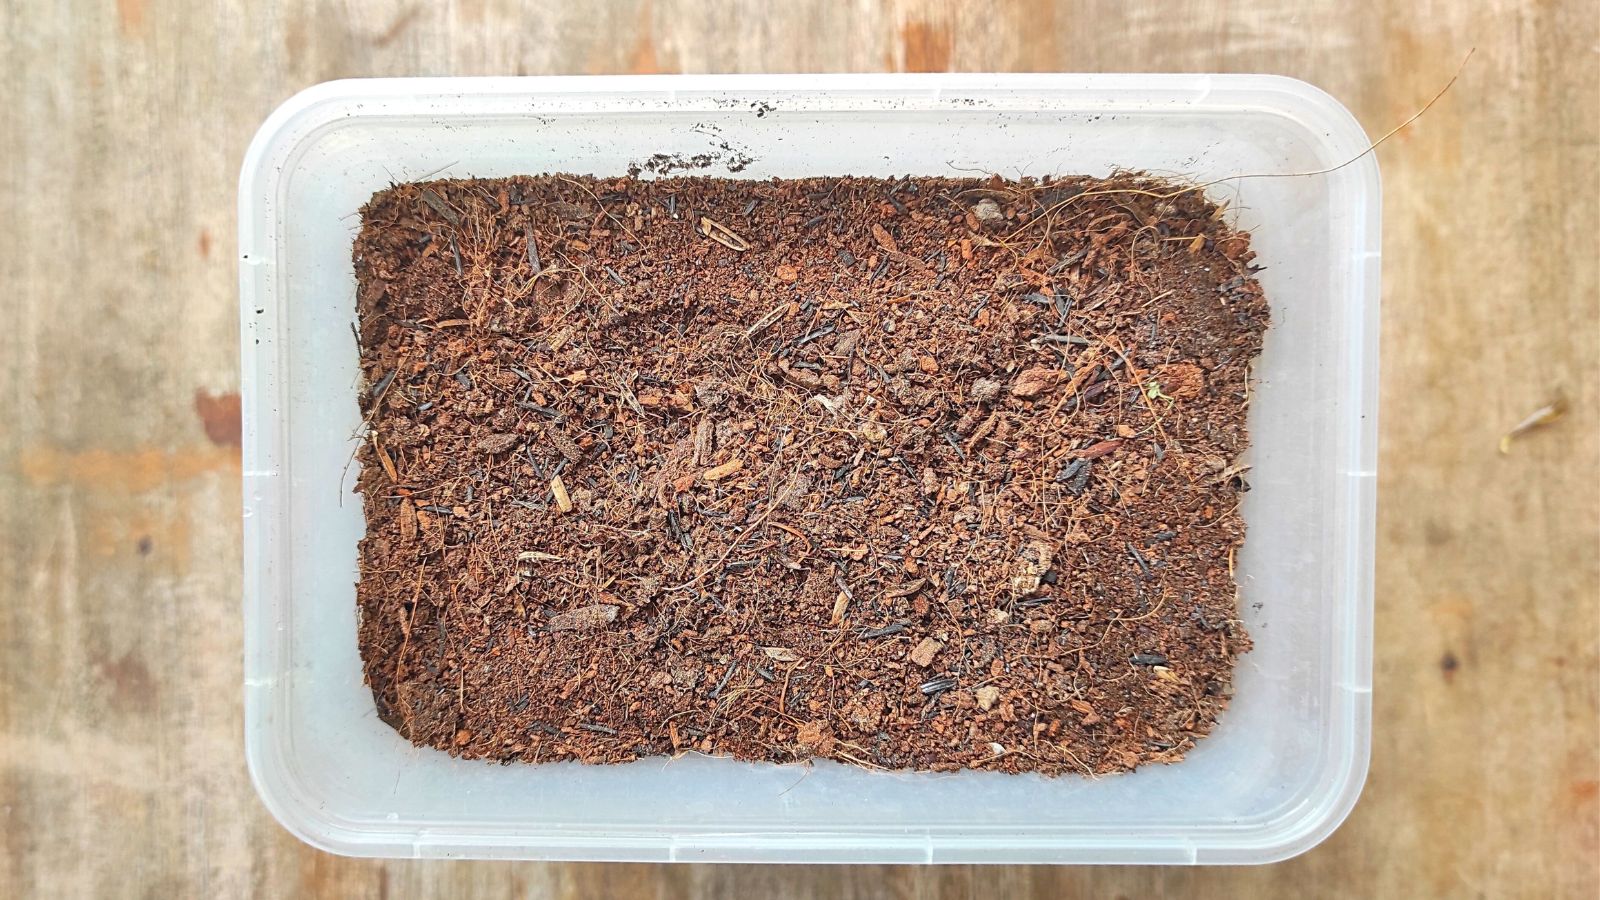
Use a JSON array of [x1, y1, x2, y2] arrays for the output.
[[353, 172, 1267, 776]]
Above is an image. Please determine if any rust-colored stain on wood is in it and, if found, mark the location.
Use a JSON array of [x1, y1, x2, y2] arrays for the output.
[[17, 446, 239, 492], [372, 4, 421, 47], [626, 1, 674, 74], [193, 390, 242, 448], [96, 650, 157, 713], [84, 503, 196, 571], [900, 21, 951, 72], [628, 33, 662, 74], [115, 0, 146, 34]]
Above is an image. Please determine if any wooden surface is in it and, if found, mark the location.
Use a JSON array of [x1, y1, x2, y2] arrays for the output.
[[2, 0, 1596, 896]]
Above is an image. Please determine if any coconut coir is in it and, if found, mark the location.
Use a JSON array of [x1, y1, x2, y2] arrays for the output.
[[353, 173, 1267, 776]]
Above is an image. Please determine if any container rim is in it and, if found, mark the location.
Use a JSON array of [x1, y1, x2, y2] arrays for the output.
[[239, 72, 1378, 865]]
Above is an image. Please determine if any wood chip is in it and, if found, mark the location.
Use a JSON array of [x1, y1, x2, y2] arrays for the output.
[[692, 418, 714, 466], [794, 720, 832, 751], [1010, 366, 1071, 398], [546, 604, 618, 632], [830, 592, 850, 625], [886, 578, 928, 599], [547, 427, 583, 462], [398, 498, 418, 543], [1152, 362, 1206, 400], [1500, 397, 1568, 454], [550, 474, 573, 513], [476, 433, 521, 454], [744, 303, 791, 339], [975, 685, 1000, 711], [372, 433, 399, 482], [700, 216, 750, 252], [702, 457, 745, 481], [523, 220, 543, 274], [1079, 439, 1123, 460], [417, 187, 460, 226], [910, 636, 943, 667], [1062, 362, 1098, 397], [870, 223, 899, 253], [972, 199, 1005, 229]]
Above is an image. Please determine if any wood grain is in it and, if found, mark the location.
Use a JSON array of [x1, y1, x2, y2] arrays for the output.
[[1, 0, 1595, 896]]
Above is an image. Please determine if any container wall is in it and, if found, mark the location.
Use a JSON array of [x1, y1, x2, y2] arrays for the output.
[[240, 75, 1377, 863]]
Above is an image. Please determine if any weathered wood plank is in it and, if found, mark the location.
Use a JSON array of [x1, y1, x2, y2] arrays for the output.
[[0, 0, 1594, 896]]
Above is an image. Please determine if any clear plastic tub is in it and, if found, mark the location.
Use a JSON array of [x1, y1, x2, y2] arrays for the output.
[[238, 74, 1377, 864]]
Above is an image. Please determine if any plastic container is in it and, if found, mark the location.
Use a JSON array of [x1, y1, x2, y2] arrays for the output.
[[239, 74, 1378, 864]]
